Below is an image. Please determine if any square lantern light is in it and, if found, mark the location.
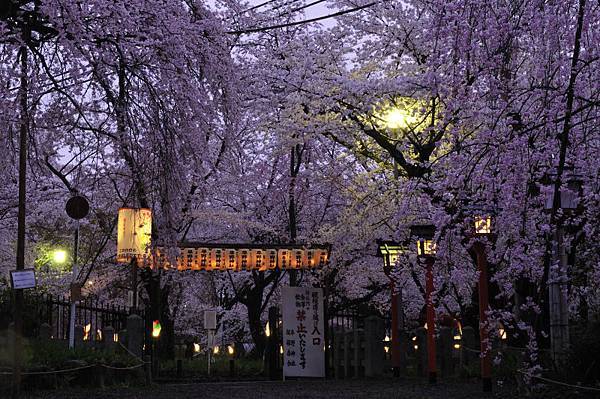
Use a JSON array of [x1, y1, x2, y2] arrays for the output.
[[474, 215, 492, 235], [376, 240, 406, 274], [409, 225, 436, 257], [543, 169, 583, 211], [464, 204, 497, 237]]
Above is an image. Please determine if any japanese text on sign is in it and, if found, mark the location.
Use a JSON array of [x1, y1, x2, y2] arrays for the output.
[[282, 287, 325, 378]]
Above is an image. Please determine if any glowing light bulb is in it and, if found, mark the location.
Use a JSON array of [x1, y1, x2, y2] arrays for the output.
[[53, 249, 67, 264]]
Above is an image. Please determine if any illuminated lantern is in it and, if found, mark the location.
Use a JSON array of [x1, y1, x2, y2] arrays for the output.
[[212, 248, 225, 270], [306, 249, 316, 268], [199, 248, 210, 270], [376, 241, 405, 273], [226, 249, 238, 270], [473, 215, 492, 235], [180, 248, 194, 271], [238, 249, 251, 271], [252, 249, 265, 271], [116, 208, 152, 264], [316, 248, 329, 267], [291, 249, 305, 269], [152, 320, 162, 338], [278, 249, 291, 269], [266, 249, 277, 270], [410, 225, 437, 257], [83, 323, 91, 340]]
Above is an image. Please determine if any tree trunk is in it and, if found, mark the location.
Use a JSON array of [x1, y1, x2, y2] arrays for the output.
[[245, 289, 266, 358]]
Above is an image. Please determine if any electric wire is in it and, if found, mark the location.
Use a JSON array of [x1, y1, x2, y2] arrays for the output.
[[237, 0, 330, 33], [227, 1, 379, 34], [281, 0, 329, 16], [240, 0, 288, 13]]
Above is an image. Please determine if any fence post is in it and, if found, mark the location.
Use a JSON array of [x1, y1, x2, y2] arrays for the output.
[[398, 330, 408, 375], [74, 324, 84, 347], [144, 355, 152, 385], [343, 330, 351, 378], [416, 327, 427, 377], [175, 340, 185, 378], [462, 326, 477, 366], [332, 327, 343, 379], [353, 317, 360, 378], [126, 314, 144, 358], [363, 316, 384, 377], [267, 306, 279, 380], [39, 323, 51, 341], [103, 326, 115, 354], [439, 327, 453, 377]]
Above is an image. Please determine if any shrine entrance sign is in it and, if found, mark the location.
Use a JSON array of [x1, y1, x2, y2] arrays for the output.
[[282, 286, 325, 378]]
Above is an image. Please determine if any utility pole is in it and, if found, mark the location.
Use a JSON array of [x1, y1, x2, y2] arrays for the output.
[[12, 42, 28, 399], [288, 144, 302, 287], [549, 227, 570, 364]]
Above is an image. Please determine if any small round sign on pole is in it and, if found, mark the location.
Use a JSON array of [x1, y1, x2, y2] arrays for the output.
[[65, 194, 89, 350], [65, 195, 89, 220]]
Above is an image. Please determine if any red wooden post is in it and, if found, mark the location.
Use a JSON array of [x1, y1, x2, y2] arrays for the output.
[[390, 281, 401, 376], [473, 242, 492, 392], [425, 256, 437, 384]]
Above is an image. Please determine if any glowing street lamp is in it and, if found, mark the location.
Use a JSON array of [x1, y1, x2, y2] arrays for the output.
[[381, 108, 419, 129], [52, 249, 68, 264], [466, 207, 495, 392], [376, 240, 407, 377], [410, 224, 437, 384], [374, 98, 424, 130], [473, 215, 492, 235]]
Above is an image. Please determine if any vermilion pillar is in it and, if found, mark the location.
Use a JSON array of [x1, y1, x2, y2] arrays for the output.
[[425, 256, 437, 384], [473, 242, 492, 392], [390, 281, 401, 376]]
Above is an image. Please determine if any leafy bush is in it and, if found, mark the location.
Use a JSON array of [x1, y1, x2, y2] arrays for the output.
[[564, 322, 600, 385]]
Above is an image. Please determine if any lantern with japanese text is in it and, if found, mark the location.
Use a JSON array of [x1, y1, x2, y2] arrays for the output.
[[117, 208, 152, 264], [278, 249, 291, 269]]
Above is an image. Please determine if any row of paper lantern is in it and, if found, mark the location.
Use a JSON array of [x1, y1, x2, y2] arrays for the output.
[[149, 247, 330, 271]]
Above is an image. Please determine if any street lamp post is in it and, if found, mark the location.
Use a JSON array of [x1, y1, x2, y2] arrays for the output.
[[410, 225, 437, 384], [376, 241, 406, 377], [65, 195, 89, 350], [543, 171, 582, 365], [467, 213, 494, 392]]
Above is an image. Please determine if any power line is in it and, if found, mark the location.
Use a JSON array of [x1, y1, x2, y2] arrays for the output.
[[240, 0, 329, 33], [241, 0, 281, 13], [227, 1, 379, 35], [269, 0, 307, 13], [286, 0, 329, 15]]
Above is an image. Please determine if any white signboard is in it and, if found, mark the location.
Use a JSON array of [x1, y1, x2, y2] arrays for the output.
[[204, 310, 217, 330], [282, 287, 325, 378], [10, 269, 36, 290]]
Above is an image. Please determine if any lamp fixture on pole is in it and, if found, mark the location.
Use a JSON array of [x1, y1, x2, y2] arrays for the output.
[[543, 169, 583, 365], [409, 224, 437, 384], [466, 207, 496, 393], [376, 240, 407, 377]]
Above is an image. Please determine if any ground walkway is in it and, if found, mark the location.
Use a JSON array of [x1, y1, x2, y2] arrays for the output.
[[19, 379, 592, 398]]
